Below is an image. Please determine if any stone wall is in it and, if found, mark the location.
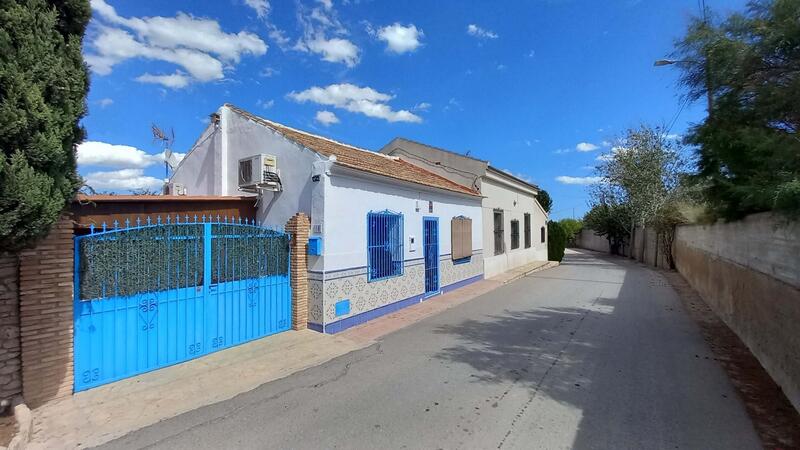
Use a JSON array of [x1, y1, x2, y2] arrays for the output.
[[18, 215, 75, 408], [673, 213, 800, 412], [0, 253, 21, 406]]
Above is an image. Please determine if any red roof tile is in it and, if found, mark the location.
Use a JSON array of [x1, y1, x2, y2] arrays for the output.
[[226, 104, 480, 197]]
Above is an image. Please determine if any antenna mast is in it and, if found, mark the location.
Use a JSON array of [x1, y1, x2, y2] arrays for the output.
[[151, 124, 176, 179]]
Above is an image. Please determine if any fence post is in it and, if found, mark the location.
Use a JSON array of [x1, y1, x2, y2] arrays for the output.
[[286, 213, 310, 331]]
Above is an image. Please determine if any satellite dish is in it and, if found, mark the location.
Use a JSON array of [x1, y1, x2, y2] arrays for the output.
[[164, 148, 180, 169]]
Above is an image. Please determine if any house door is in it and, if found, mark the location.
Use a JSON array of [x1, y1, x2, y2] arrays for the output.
[[423, 217, 440, 297], [73, 218, 291, 392]]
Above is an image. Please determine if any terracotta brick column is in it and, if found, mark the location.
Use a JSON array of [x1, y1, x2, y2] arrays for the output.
[[286, 213, 310, 330], [0, 253, 21, 405], [18, 215, 74, 407]]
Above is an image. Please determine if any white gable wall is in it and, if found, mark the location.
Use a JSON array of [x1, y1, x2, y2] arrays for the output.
[[170, 123, 222, 195], [170, 106, 323, 228]]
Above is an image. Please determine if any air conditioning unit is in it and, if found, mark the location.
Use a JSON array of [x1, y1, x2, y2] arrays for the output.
[[164, 182, 187, 196], [238, 154, 281, 191]]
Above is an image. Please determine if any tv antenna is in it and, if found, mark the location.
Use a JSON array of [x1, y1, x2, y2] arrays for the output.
[[151, 124, 177, 178]]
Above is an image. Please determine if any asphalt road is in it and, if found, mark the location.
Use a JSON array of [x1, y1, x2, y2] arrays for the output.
[[99, 249, 761, 450]]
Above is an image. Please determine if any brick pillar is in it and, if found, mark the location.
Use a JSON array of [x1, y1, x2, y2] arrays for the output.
[[0, 253, 21, 406], [286, 213, 310, 330], [18, 215, 74, 407]]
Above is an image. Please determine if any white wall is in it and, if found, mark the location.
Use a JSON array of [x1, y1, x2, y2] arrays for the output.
[[481, 176, 548, 278], [170, 123, 221, 196], [321, 169, 483, 272], [170, 106, 323, 228]]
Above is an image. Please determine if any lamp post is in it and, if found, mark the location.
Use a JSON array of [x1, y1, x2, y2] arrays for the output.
[[654, 58, 713, 114]]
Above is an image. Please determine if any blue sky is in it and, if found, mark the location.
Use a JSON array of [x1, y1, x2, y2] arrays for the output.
[[78, 0, 749, 220]]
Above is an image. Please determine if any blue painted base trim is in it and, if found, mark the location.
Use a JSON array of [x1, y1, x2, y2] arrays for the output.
[[310, 274, 484, 334], [442, 274, 483, 295]]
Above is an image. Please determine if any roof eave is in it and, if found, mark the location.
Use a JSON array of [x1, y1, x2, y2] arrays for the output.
[[330, 163, 482, 199]]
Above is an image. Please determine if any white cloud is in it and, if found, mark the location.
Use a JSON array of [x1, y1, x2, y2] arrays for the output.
[[596, 146, 627, 161], [86, 0, 267, 86], [556, 176, 604, 185], [78, 141, 162, 168], [315, 110, 339, 126], [377, 23, 423, 54], [601, 140, 612, 147], [300, 36, 360, 66], [136, 71, 191, 89], [443, 97, 461, 112], [77, 141, 184, 172], [496, 63, 507, 70], [97, 98, 114, 108], [257, 99, 275, 109], [527, 49, 535, 58], [554, 148, 571, 154], [288, 83, 422, 123], [467, 24, 498, 39], [665, 133, 682, 141], [293, 1, 360, 67], [260, 67, 279, 77], [84, 168, 164, 191], [316, 0, 333, 10], [244, 0, 270, 19], [576, 142, 600, 152], [413, 102, 431, 111]]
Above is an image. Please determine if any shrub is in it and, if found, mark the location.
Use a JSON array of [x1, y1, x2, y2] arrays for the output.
[[547, 220, 566, 262]]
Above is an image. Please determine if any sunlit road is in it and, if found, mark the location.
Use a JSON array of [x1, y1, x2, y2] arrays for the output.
[[99, 249, 760, 449]]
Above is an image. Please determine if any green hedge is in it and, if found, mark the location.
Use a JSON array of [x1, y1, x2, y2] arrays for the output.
[[547, 220, 566, 262]]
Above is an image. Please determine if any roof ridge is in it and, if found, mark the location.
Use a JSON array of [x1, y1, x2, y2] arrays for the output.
[[225, 103, 399, 162], [389, 137, 489, 163]]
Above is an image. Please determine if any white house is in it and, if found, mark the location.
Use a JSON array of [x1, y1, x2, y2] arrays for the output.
[[380, 138, 549, 278], [170, 104, 484, 333]]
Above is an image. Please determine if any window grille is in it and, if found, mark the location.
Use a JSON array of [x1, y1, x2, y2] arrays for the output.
[[367, 211, 404, 281], [524, 213, 531, 248], [511, 220, 520, 249], [493, 210, 504, 255]]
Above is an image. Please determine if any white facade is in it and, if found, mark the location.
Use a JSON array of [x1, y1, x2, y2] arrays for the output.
[[380, 138, 550, 279], [481, 169, 548, 278], [171, 105, 485, 332]]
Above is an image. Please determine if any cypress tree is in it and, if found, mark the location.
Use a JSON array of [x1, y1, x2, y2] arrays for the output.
[[0, 0, 90, 251]]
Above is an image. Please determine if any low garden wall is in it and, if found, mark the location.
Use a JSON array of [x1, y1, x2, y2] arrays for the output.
[[576, 213, 800, 412], [673, 213, 800, 412]]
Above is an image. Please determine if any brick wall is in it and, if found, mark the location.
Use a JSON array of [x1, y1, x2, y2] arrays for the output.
[[0, 253, 21, 405], [18, 215, 74, 408], [286, 213, 309, 330]]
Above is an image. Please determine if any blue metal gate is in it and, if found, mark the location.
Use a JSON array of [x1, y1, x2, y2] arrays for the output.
[[73, 216, 291, 392], [423, 217, 439, 296]]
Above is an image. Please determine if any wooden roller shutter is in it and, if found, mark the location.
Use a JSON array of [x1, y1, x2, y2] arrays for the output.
[[451, 216, 473, 261]]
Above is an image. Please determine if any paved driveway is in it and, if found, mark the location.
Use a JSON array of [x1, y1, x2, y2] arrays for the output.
[[99, 249, 761, 449]]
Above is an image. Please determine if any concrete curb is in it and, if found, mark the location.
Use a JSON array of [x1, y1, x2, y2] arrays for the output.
[[503, 261, 560, 284], [5, 398, 32, 450]]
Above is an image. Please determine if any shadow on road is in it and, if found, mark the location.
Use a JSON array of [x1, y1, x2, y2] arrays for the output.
[[431, 249, 762, 449]]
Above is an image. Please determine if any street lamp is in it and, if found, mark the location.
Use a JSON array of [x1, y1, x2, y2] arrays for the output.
[[654, 59, 680, 67], [654, 58, 713, 113]]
